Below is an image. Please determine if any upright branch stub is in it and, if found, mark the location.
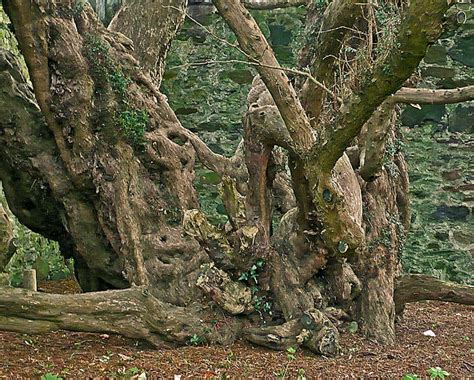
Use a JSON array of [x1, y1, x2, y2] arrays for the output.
[[300, 0, 365, 123], [212, 0, 314, 154], [109, 0, 187, 85], [317, 0, 454, 172]]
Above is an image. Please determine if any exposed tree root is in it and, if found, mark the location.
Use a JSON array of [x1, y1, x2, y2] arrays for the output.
[[244, 309, 340, 355], [0, 286, 240, 347], [395, 274, 474, 313]]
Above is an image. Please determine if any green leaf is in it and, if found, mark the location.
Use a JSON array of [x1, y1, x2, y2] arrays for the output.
[[402, 375, 420, 380], [348, 321, 359, 333]]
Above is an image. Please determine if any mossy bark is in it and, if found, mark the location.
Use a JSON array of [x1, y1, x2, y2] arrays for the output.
[[0, 0, 471, 354]]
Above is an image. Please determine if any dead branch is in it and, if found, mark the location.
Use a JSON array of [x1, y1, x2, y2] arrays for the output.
[[392, 85, 474, 104], [244, 308, 340, 355], [300, 0, 365, 121], [0, 286, 238, 346], [395, 274, 474, 309]]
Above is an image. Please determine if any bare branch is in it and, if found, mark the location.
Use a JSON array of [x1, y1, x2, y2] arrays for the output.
[[317, 0, 454, 172], [392, 85, 474, 104], [170, 60, 341, 102], [243, 0, 310, 10], [395, 274, 474, 309], [212, 0, 314, 153], [300, 0, 365, 121]]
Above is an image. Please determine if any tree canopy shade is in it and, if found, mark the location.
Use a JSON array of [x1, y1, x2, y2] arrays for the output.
[[0, 0, 473, 354]]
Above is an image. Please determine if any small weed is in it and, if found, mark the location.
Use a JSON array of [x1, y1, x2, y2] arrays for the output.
[[286, 346, 297, 361], [40, 374, 63, 380], [297, 368, 307, 380], [126, 367, 140, 376], [188, 334, 205, 346], [238, 259, 265, 284], [276, 347, 298, 379], [428, 367, 449, 379], [402, 375, 420, 380]]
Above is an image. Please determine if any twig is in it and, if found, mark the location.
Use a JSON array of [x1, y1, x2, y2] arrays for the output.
[[170, 59, 343, 103]]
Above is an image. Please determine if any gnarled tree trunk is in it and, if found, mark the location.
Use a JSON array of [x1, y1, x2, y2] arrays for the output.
[[0, 0, 473, 354]]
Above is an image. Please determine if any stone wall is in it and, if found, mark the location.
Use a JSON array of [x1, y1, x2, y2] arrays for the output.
[[401, 4, 473, 133]]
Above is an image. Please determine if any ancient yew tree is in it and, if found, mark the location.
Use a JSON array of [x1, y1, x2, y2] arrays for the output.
[[0, 0, 473, 354]]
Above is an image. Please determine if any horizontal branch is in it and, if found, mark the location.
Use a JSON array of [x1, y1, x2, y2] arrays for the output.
[[243, 0, 310, 9], [0, 286, 237, 346], [394, 274, 474, 307], [392, 85, 474, 105]]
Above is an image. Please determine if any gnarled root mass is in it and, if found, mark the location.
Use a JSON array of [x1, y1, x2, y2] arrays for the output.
[[1, 273, 471, 350]]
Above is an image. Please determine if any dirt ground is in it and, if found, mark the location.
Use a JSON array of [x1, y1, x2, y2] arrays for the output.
[[0, 279, 472, 379]]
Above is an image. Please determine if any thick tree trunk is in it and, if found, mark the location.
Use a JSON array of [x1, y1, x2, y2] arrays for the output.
[[1, 1, 204, 300], [0, 0, 471, 355], [0, 201, 13, 271]]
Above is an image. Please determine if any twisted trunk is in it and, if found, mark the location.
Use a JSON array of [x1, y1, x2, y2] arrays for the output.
[[0, 0, 471, 354]]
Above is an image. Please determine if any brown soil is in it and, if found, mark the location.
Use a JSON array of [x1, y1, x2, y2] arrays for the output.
[[0, 279, 472, 379]]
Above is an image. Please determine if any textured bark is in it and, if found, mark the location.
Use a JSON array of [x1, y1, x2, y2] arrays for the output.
[[317, 0, 452, 172], [1, 1, 206, 299], [0, 201, 13, 271], [109, 0, 186, 84], [392, 85, 474, 104], [0, 286, 239, 346], [299, 0, 364, 123], [0, 0, 469, 355], [395, 275, 474, 311]]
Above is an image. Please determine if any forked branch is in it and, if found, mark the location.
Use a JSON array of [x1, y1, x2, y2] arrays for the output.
[[212, 0, 314, 153], [317, 0, 453, 172]]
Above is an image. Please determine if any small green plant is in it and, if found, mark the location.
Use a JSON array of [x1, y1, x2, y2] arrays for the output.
[[40, 374, 63, 380], [286, 346, 297, 361], [276, 347, 298, 379], [428, 367, 449, 379], [402, 374, 420, 380], [117, 109, 149, 146], [125, 367, 140, 376], [348, 321, 359, 334], [297, 368, 307, 380], [109, 71, 131, 99], [189, 334, 205, 346], [238, 258, 265, 283]]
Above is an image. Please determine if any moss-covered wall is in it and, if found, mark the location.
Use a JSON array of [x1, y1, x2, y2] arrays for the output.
[[401, 4, 474, 133], [400, 4, 473, 284]]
